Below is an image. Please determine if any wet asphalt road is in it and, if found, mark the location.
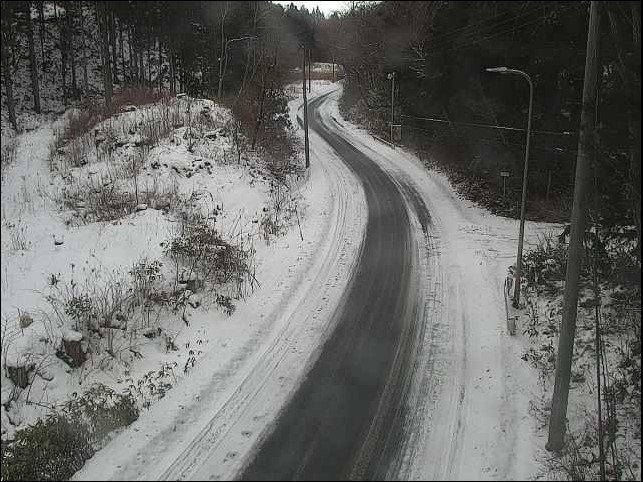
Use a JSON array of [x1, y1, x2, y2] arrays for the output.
[[240, 90, 423, 481]]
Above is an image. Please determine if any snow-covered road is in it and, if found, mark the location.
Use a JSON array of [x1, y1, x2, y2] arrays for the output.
[[240, 84, 546, 480], [301, 85, 545, 481], [76, 83, 548, 481], [74, 83, 369, 481]]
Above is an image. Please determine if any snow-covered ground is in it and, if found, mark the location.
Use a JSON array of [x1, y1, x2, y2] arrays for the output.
[[312, 84, 562, 480], [64, 80, 368, 480], [316, 83, 639, 481], [2, 79, 364, 464], [4, 75, 637, 480]]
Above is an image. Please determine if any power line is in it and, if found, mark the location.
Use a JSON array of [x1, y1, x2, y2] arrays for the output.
[[401, 124, 578, 155], [425, 6, 586, 57], [426, 1, 558, 52], [400, 114, 575, 137]]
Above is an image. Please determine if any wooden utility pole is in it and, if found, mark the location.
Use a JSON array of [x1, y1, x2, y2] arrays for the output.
[[308, 48, 311, 93], [389, 71, 395, 143], [332, 56, 335, 83], [302, 47, 310, 169], [546, 0, 601, 452]]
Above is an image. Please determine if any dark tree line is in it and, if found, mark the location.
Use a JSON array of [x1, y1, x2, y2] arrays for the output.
[[320, 1, 639, 242], [1, 1, 322, 139]]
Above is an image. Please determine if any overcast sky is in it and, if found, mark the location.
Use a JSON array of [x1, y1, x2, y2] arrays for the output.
[[273, 1, 348, 16]]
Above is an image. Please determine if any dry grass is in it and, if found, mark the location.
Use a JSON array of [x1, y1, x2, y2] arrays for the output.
[[1, 137, 18, 181], [65, 88, 170, 142]]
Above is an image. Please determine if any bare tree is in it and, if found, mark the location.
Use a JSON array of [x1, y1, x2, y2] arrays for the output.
[[98, 1, 112, 108], [80, 1, 89, 94], [37, 0, 44, 60], [606, 1, 641, 256], [24, 1, 41, 113], [1, 1, 18, 129]]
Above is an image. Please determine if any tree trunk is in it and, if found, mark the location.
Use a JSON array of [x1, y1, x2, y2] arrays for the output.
[[146, 23, 152, 89], [158, 35, 162, 93], [129, 25, 137, 84], [169, 35, 176, 94], [1, 12, 17, 130], [81, 1, 89, 95], [217, 2, 228, 99], [630, 0, 641, 256], [99, 2, 112, 109], [26, 1, 41, 113], [139, 34, 145, 86], [67, 4, 78, 100], [56, 0, 68, 105], [38, 0, 45, 61], [110, 10, 118, 84], [119, 18, 125, 85], [607, 2, 641, 257]]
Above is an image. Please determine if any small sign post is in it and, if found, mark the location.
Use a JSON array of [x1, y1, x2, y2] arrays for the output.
[[500, 170, 510, 201], [391, 124, 402, 143]]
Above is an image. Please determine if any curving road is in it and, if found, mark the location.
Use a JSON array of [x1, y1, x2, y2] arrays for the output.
[[240, 90, 429, 480]]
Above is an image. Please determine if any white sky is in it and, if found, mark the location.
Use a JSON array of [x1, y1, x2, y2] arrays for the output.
[[273, 1, 348, 16]]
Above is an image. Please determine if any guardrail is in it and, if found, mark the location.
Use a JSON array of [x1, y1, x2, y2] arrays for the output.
[[373, 134, 396, 148]]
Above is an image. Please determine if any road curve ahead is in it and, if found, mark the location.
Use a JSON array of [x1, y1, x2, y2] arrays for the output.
[[240, 89, 426, 481]]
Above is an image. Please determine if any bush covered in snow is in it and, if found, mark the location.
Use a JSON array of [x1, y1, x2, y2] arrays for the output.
[[1, 383, 137, 481], [520, 225, 641, 480]]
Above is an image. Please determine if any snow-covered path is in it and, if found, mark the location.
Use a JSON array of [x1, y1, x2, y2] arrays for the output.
[[75, 82, 550, 481], [309, 86, 548, 480], [74, 84, 368, 481]]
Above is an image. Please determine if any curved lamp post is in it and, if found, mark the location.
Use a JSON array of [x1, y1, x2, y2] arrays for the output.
[[486, 67, 534, 308]]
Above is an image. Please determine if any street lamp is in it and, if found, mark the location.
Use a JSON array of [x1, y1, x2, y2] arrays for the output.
[[485, 66, 534, 308]]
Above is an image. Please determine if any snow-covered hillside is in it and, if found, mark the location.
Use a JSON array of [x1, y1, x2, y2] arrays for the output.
[[1, 80, 353, 480]]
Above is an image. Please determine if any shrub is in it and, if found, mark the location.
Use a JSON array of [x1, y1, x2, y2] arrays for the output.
[[166, 214, 242, 284], [0, 384, 138, 481], [124, 362, 177, 409], [164, 209, 255, 305], [1, 413, 94, 481], [45, 267, 134, 355], [522, 230, 568, 286], [1, 136, 17, 181], [65, 383, 139, 442], [61, 178, 137, 224]]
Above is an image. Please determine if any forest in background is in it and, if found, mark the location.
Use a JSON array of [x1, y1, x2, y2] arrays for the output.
[[322, 1, 640, 239], [1, 1, 328, 159], [2, 1, 639, 235], [0, 2, 640, 480]]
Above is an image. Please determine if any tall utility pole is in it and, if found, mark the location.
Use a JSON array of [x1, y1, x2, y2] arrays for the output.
[[332, 54, 335, 82], [302, 47, 310, 169], [547, 0, 601, 452], [308, 48, 311, 93], [388, 72, 395, 143]]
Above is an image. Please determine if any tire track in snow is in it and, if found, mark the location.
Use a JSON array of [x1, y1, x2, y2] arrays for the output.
[[240, 88, 431, 481], [155, 87, 368, 481], [74, 85, 367, 482]]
